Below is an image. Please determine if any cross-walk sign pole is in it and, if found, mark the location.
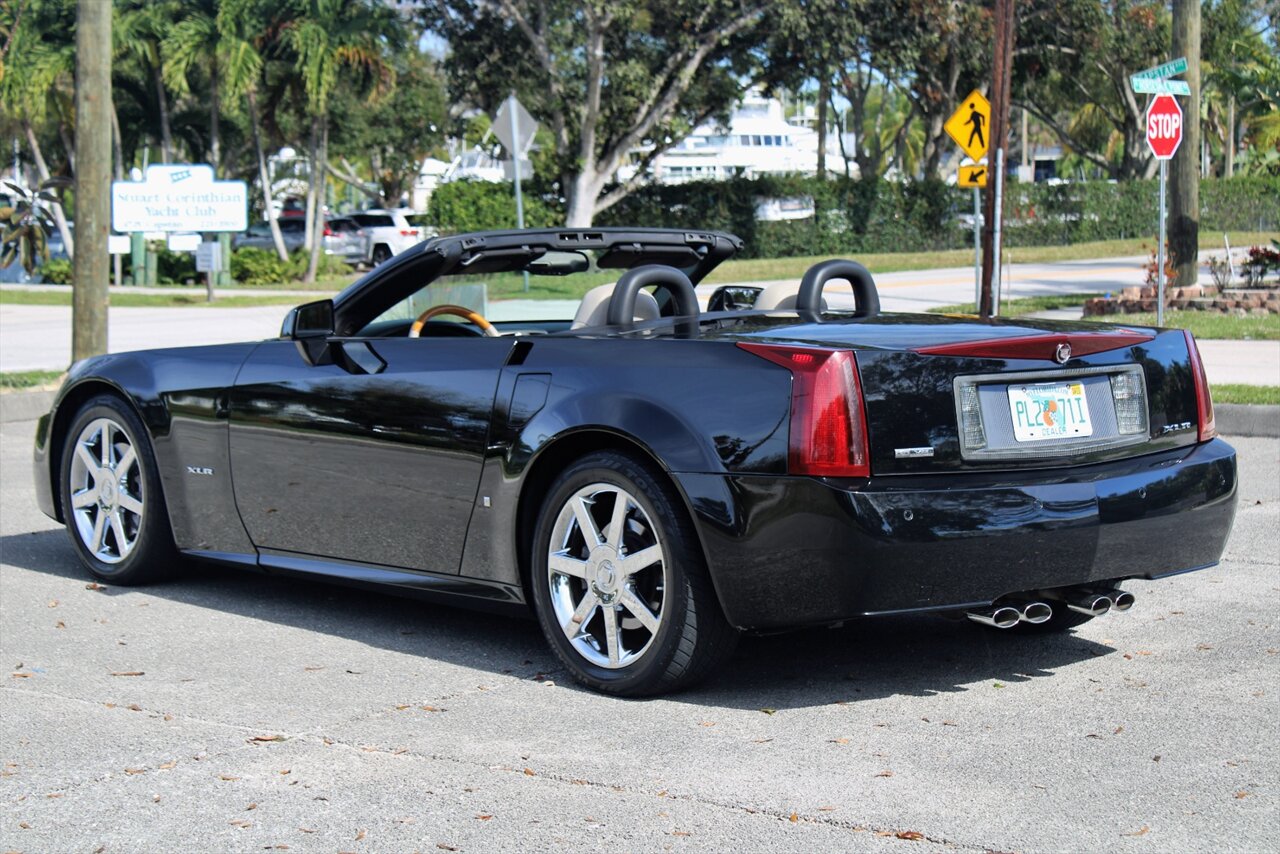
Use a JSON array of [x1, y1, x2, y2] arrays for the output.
[[973, 188, 981, 309]]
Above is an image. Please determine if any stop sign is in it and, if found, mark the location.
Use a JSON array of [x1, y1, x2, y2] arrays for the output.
[[1146, 95, 1183, 160]]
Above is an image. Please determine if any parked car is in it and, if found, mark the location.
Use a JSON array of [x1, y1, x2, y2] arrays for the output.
[[351, 208, 434, 266], [33, 228, 1236, 697], [233, 217, 369, 266]]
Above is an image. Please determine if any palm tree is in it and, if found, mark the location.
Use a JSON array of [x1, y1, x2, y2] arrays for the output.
[[0, 0, 75, 259], [114, 0, 179, 163], [162, 0, 229, 173], [216, 0, 290, 260], [280, 0, 398, 282]]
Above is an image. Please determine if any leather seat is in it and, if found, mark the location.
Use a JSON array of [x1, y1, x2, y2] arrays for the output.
[[752, 282, 827, 312], [570, 283, 662, 329]]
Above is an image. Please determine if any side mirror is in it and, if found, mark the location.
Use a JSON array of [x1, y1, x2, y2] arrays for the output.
[[282, 299, 336, 365], [281, 299, 335, 339]]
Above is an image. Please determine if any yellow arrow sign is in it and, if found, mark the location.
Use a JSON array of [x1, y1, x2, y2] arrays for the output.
[[958, 164, 988, 188], [945, 90, 992, 162]]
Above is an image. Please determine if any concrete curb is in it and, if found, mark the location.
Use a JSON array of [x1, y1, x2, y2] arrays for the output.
[[0, 389, 56, 423], [1215, 404, 1280, 438], [2, 387, 1277, 436]]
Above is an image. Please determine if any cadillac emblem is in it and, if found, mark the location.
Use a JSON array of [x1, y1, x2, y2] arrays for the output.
[[1054, 342, 1072, 364]]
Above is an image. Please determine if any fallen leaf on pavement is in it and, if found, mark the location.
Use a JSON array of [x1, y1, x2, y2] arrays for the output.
[[818, 806, 836, 812], [1235, 791, 1250, 799], [46, 793, 62, 799], [249, 735, 286, 743], [298, 828, 314, 833], [437, 845, 458, 852], [760, 708, 777, 715], [229, 819, 252, 828], [475, 814, 493, 821], [875, 770, 894, 778], [1122, 826, 1150, 837], [55, 621, 66, 629], [524, 767, 535, 776], [355, 829, 367, 841], [11, 672, 32, 678], [895, 831, 925, 841], [218, 775, 240, 781], [86, 583, 106, 590], [19, 821, 30, 829], [48, 600, 58, 608], [110, 671, 144, 677], [671, 831, 691, 837], [128, 704, 142, 712], [829, 737, 850, 744], [246, 803, 257, 811], [124, 768, 146, 775]]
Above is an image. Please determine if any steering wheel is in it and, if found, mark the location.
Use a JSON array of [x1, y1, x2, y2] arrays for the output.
[[408, 304, 499, 338]]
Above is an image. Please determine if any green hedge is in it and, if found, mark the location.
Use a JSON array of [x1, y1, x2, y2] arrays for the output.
[[424, 175, 1279, 258]]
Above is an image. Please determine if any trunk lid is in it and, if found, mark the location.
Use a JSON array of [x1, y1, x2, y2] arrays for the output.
[[717, 313, 1203, 475]]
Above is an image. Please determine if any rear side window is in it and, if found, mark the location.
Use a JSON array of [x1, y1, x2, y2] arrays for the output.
[[328, 219, 357, 233], [354, 214, 394, 228], [280, 219, 305, 233]]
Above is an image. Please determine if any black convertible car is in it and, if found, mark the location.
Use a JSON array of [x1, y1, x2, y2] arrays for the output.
[[34, 228, 1237, 695]]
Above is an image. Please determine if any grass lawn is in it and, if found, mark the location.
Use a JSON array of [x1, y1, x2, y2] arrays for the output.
[[0, 369, 65, 391], [1212, 384, 1280, 405], [927, 292, 1103, 318], [1097, 310, 1280, 340], [0, 289, 305, 308]]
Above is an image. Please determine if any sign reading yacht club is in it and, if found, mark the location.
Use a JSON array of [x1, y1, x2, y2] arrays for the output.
[[112, 164, 247, 234]]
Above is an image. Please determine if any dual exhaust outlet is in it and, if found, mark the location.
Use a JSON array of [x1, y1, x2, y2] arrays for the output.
[[966, 588, 1134, 629]]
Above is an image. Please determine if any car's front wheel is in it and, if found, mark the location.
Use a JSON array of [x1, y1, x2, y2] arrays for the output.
[[59, 395, 179, 585], [530, 451, 737, 696]]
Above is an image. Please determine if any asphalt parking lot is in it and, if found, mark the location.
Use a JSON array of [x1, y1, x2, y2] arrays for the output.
[[1, 416, 1276, 853]]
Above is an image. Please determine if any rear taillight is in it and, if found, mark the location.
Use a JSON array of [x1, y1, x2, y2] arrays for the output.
[[323, 225, 334, 236], [737, 343, 870, 477], [400, 229, 419, 237], [1184, 330, 1216, 441]]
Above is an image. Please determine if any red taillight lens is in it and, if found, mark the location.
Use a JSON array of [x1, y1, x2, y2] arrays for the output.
[[400, 229, 419, 237], [1183, 330, 1216, 441], [737, 342, 870, 477], [323, 225, 334, 236]]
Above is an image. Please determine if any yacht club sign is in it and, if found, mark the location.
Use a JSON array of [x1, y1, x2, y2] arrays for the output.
[[112, 164, 247, 233]]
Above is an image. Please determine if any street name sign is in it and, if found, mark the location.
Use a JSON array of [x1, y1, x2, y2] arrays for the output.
[[1146, 95, 1184, 160], [1132, 57, 1188, 81], [957, 163, 988, 188], [944, 90, 992, 162], [112, 164, 247, 234], [1131, 77, 1191, 96]]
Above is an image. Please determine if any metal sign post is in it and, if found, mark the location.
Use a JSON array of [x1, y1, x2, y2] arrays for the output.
[[991, 148, 1005, 316], [1157, 160, 1168, 326], [973, 189, 981, 310], [494, 94, 539, 292]]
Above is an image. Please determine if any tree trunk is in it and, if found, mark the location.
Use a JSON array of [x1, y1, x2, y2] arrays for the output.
[[25, 121, 74, 261], [247, 89, 288, 262], [979, 0, 1015, 318], [72, 0, 111, 361], [152, 63, 174, 162], [1224, 96, 1235, 178], [1169, 0, 1200, 288], [816, 72, 829, 178], [209, 56, 220, 175], [304, 115, 328, 284], [303, 115, 318, 251], [564, 171, 603, 228]]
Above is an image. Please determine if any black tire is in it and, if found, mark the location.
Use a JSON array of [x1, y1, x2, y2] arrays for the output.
[[58, 395, 180, 585], [530, 451, 738, 696], [371, 244, 392, 266]]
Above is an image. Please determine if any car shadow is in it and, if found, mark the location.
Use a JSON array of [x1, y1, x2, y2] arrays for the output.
[[1, 529, 1115, 711]]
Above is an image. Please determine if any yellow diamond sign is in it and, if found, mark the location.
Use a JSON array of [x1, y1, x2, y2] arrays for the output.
[[945, 90, 992, 162], [958, 163, 988, 188]]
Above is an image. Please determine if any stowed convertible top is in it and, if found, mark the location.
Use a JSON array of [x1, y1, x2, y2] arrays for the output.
[[332, 228, 745, 336]]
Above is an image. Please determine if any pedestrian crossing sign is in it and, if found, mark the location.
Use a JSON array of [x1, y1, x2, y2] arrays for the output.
[[958, 163, 988, 188], [945, 90, 992, 162]]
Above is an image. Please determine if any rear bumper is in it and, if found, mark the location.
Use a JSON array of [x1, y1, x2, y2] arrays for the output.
[[678, 438, 1237, 631]]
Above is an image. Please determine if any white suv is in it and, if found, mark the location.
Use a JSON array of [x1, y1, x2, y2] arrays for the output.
[[351, 209, 435, 266]]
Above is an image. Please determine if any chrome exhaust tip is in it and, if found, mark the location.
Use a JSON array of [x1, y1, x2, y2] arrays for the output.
[[966, 605, 1022, 629], [1106, 589, 1135, 612], [1066, 591, 1113, 617], [1018, 601, 1053, 625]]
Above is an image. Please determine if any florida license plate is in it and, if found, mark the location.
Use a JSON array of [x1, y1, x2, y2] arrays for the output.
[[1008, 381, 1093, 442]]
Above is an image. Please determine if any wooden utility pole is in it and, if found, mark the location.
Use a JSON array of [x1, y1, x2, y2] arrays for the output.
[[979, 0, 1016, 318], [72, 0, 111, 362], [1169, 0, 1200, 288]]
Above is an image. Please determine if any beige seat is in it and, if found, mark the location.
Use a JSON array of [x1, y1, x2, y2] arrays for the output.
[[752, 282, 827, 312], [570, 283, 662, 329]]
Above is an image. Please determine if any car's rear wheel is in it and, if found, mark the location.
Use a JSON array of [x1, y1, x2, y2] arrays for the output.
[[59, 395, 179, 585], [371, 244, 392, 266], [530, 451, 737, 696]]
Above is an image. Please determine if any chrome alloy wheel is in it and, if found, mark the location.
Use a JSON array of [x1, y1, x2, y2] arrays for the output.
[[546, 483, 669, 669], [68, 417, 144, 564]]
